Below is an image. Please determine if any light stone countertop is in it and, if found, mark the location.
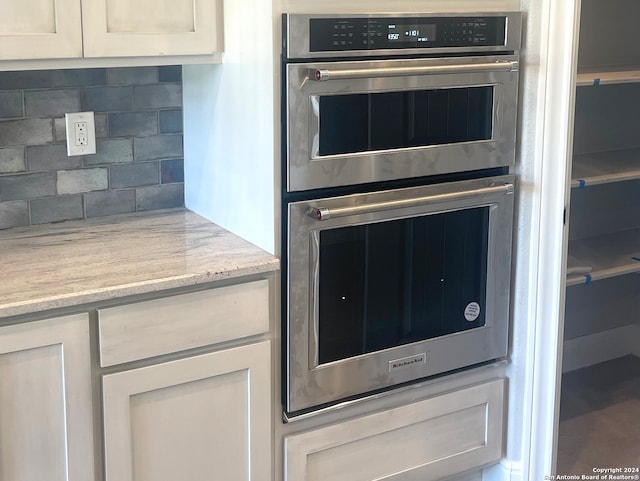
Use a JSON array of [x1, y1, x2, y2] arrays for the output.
[[0, 209, 279, 319]]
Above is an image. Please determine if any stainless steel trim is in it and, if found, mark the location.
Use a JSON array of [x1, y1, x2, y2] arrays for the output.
[[283, 361, 508, 422], [313, 60, 519, 81], [307, 183, 514, 221]]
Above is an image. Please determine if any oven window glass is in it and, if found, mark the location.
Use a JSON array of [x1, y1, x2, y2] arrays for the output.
[[318, 86, 493, 156], [317, 207, 489, 364]]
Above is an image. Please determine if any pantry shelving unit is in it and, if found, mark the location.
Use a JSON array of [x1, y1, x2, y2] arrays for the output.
[[565, 0, 640, 296], [567, 144, 640, 287], [558, 0, 640, 473]]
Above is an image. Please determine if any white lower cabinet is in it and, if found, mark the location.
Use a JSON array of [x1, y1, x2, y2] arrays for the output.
[[285, 379, 505, 481], [0, 314, 95, 481], [103, 340, 271, 481]]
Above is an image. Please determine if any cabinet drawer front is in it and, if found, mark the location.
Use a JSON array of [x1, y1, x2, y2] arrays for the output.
[[98, 279, 269, 367], [285, 379, 505, 481]]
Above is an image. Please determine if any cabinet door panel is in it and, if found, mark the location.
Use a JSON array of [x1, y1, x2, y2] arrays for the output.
[[0, 0, 82, 60], [285, 379, 505, 481], [0, 345, 67, 481], [81, 0, 219, 57], [130, 370, 249, 480], [0, 314, 94, 481], [103, 341, 271, 481]]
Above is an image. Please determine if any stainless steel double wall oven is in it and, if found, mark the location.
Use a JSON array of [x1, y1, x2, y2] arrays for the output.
[[282, 12, 521, 417]]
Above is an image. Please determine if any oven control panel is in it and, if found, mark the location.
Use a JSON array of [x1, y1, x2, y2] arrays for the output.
[[308, 16, 507, 52]]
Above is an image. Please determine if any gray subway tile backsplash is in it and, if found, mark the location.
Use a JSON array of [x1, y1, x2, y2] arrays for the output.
[[158, 66, 182, 83], [161, 159, 184, 184], [85, 138, 134, 166], [0, 201, 29, 229], [0, 71, 52, 91], [25, 89, 81, 117], [134, 134, 183, 161], [0, 147, 25, 173], [109, 111, 158, 137], [27, 144, 83, 171], [137, 183, 184, 211], [57, 168, 109, 195], [95, 114, 109, 139], [85, 189, 136, 218], [0, 66, 184, 229], [107, 67, 158, 86], [0, 171, 56, 201], [30, 195, 84, 225], [0, 118, 53, 146], [0, 91, 23, 119], [159, 109, 183, 134], [111, 162, 159, 189], [81, 86, 133, 112], [134, 84, 182, 110], [52, 69, 107, 88]]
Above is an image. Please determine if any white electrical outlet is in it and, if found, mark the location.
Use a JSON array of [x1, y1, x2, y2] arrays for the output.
[[65, 112, 96, 156]]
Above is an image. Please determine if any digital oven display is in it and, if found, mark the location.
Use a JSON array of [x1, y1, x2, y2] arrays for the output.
[[387, 23, 436, 43]]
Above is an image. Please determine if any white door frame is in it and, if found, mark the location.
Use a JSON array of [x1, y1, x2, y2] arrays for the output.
[[519, 0, 582, 479]]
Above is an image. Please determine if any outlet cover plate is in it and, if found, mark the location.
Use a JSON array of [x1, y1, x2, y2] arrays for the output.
[[65, 111, 96, 156]]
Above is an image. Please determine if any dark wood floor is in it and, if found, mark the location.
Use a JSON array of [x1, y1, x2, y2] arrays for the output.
[[556, 355, 640, 474]]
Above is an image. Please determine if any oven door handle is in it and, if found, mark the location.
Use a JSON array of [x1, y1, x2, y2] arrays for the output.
[[312, 60, 519, 81], [307, 183, 514, 221]]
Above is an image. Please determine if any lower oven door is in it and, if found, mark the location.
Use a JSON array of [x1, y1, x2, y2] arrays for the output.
[[285, 175, 515, 414]]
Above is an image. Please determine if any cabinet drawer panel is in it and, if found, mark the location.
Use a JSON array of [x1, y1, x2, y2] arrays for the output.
[[285, 379, 505, 481], [98, 279, 269, 367]]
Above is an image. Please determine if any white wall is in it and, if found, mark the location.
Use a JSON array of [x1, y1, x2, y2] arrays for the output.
[[183, 0, 277, 254]]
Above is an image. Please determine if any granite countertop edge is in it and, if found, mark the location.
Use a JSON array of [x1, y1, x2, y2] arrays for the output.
[[0, 209, 280, 320]]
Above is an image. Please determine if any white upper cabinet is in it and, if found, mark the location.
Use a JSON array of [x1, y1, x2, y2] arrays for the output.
[[0, 0, 219, 61], [82, 0, 219, 57], [0, 0, 82, 60]]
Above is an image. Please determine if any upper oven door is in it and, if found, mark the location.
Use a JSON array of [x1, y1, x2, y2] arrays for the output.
[[285, 55, 519, 192]]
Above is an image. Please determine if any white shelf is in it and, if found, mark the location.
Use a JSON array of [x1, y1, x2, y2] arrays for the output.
[[566, 228, 640, 286], [576, 67, 640, 86], [571, 148, 640, 188]]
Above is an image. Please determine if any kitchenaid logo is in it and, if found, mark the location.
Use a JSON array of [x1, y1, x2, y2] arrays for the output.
[[389, 353, 427, 372]]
